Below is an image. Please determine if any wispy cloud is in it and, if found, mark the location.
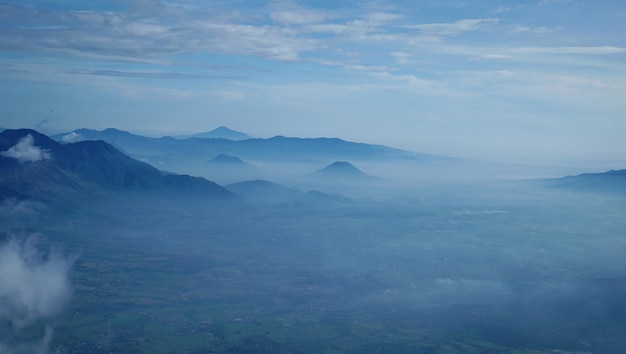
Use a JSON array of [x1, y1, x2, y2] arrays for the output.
[[539, 0, 575, 6], [471, 54, 511, 61], [0, 236, 74, 353], [513, 46, 626, 55], [0, 237, 73, 326], [389, 51, 411, 64], [1, 134, 52, 163], [405, 18, 500, 37], [269, 1, 330, 25], [512, 25, 553, 34], [0, 3, 487, 65], [84, 70, 243, 80], [0, 3, 315, 61], [60, 131, 82, 143], [313, 58, 395, 73]]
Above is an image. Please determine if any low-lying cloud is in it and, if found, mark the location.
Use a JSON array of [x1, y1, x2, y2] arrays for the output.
[[0, 134, 52, 163], [0, 236, 74, 353], [60, 131, 82, 144], [0, 237, 73, 327]]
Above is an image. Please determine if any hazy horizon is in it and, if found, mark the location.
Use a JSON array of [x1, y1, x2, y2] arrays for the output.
[[4, 125, 624, 171]]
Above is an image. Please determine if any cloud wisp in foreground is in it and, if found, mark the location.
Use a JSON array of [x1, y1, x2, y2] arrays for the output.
[[0, 236, 74, 354]]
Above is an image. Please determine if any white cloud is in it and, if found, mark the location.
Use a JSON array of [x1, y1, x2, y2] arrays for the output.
[[366, 12, 404, 23], [1, 134, 52, 163], [389, 51, 411, 64], [314, 58, 395, 72], [472, 54, 510, 61], [60, 132, 83, 143], [188, 22, 315, 60], [269, 1, 329, 25], [539, 0, 575, 6], [0, 237, 73, 328], [495, 6, 513, 13], [0, 237, 73, 353], [513, 46, 626, 55], [0, 3, 410, 63], [0, 4, 314, 61], [405, 18, 499, 37], [512, 25, 552, 34], [124, 21, 172, 36], [344, 64, 395, 72]]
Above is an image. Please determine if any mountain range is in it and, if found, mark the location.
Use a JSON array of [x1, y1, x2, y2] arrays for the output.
[[0, 129, 234, 204], [1, 129, 371, 207], [52, 127, 434, 165], [4, 127, 625, 206]]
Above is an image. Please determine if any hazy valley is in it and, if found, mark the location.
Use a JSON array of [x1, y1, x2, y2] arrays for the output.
[[1, 127, 626, 353]]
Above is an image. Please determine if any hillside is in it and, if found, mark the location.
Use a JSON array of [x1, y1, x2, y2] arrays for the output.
[[0, 129, 234, 203]]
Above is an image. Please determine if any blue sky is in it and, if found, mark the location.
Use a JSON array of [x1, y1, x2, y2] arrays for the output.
[[0, 0, 625, 165]]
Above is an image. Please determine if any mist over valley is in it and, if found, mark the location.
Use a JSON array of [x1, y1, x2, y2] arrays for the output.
[[1, 127, 625, 353]]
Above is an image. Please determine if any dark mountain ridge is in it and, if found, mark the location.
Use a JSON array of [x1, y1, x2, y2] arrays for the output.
[[0, 129, 234, 203]]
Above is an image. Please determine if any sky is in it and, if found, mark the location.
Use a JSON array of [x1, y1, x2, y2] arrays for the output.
[[0, 0, 625, 165]]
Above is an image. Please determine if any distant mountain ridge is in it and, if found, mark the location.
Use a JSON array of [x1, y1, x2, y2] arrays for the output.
[[209, 154, 250, 166], [549, 169, 626, 194], [183, 126, 251, 140], [52, 127, 435, 164], [315, 161, 373, 179], [1, 129, 234, 203], [225, 179, 351, 206]]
